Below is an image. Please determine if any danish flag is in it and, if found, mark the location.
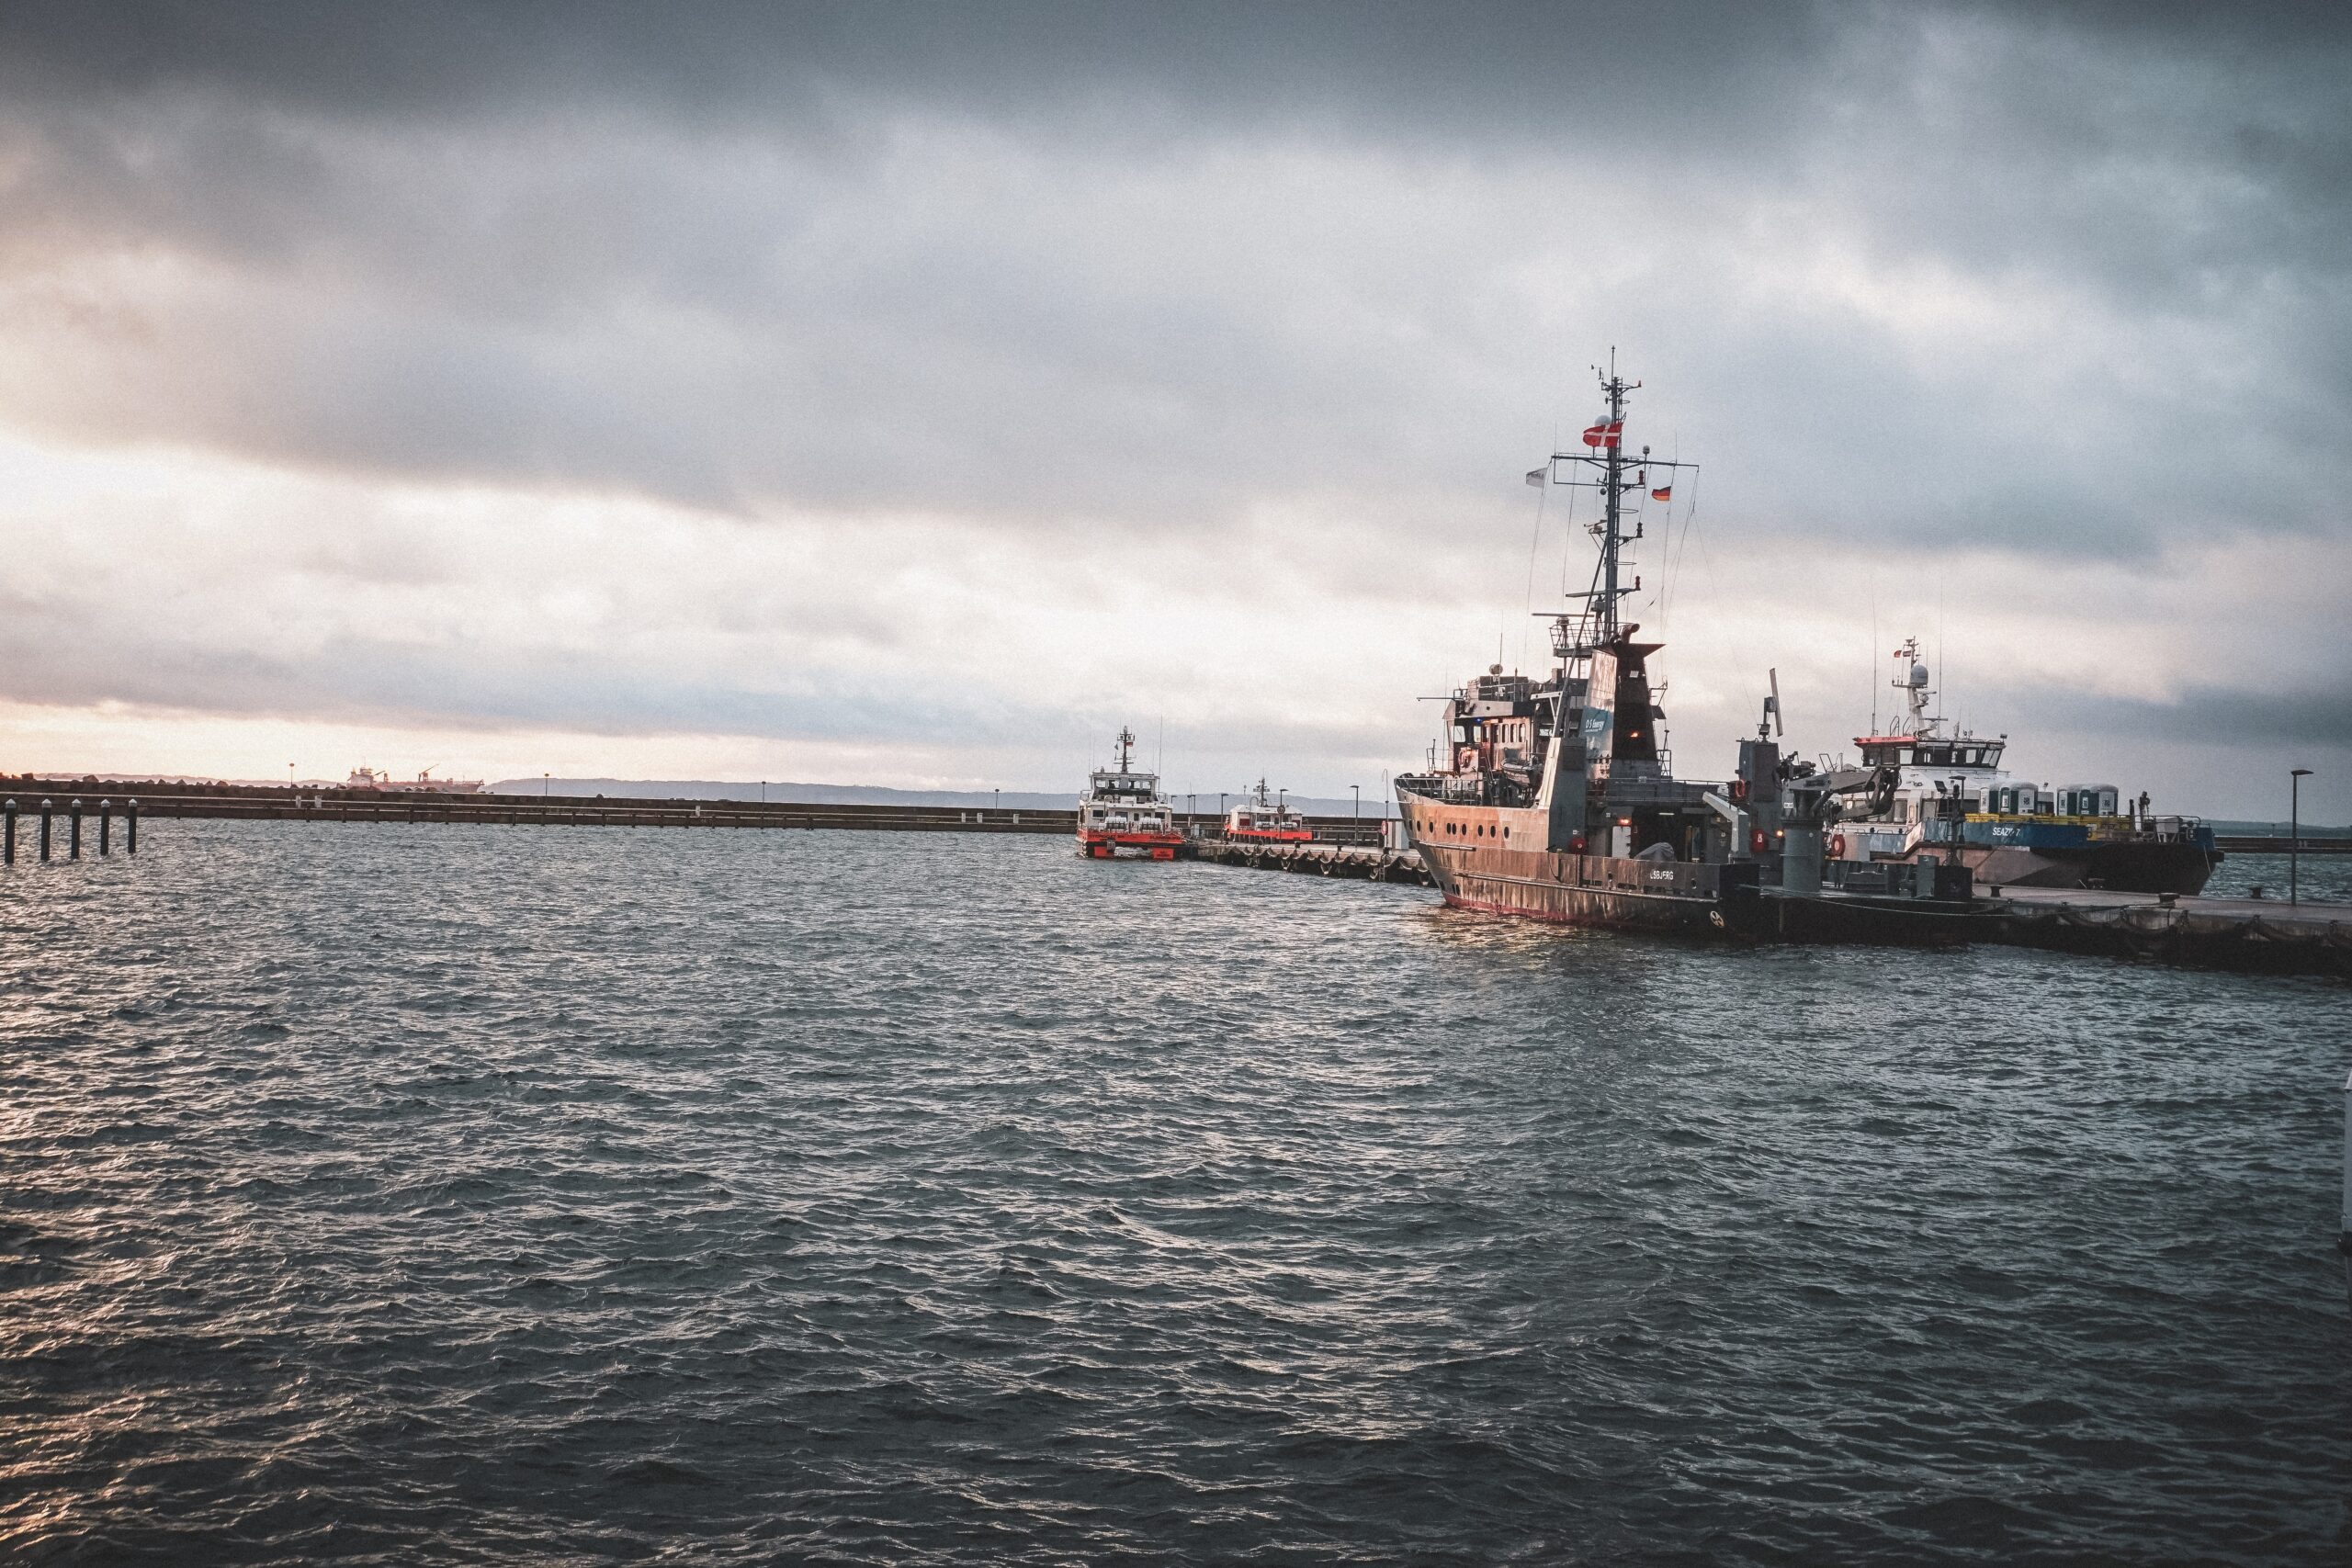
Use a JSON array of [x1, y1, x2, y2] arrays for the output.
[[1581, 417, 1623, 449]]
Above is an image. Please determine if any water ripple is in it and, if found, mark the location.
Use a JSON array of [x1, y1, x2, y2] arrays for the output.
[[2, 824, 2347, 1563]]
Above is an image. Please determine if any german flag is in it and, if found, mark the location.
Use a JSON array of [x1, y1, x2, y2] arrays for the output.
[[1650, 484, 1672, 502]]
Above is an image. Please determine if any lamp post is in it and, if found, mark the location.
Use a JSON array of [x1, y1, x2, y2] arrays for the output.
[[544, 772, 550, 797], [1351, 784, 1361, 821], [2291, 768, 2313, 906]]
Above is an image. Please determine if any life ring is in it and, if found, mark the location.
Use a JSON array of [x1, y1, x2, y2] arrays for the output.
[[1729, 778, 1748, 804], [1828, 833, 1847, 857]]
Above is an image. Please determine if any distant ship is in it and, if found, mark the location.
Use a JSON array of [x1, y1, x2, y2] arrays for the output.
[[346, 766, 485, 795], [1075, 729, 1183, 860], [1816, 640, 2219, 894], [1223, 780, 1311, 842]]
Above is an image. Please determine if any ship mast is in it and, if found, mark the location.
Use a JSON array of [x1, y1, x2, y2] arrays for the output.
[[1597, 365, 1632, 644], [1533, 355, 1695, 667]]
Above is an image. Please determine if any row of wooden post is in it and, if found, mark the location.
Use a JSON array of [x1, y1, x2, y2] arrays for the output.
[[1, 797, 137, 864]]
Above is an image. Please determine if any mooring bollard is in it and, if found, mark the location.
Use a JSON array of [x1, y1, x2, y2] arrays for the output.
[[68, 798, 83, 860], [98, 799, 111, 856], [127, 798, 139, 854], [39, 799, 52, 862]]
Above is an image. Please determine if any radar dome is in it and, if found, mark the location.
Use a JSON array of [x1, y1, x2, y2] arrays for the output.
[[1907, 661, 1930, 688]]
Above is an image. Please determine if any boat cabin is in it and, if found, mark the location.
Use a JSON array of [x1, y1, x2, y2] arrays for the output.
[[1854, 735, 2007, 771], [1081, 771, 1171, 834]]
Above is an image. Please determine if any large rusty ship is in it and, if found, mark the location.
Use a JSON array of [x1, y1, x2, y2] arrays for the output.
[[1394, 365, 1975, 944]]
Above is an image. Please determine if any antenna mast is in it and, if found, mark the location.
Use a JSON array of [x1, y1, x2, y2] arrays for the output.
[[1533, 355, 1694, 669]]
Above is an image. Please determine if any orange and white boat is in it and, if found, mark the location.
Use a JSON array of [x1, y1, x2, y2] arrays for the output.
[[1222, 779, 1312, 842], [1076, 728, 1184, 860]]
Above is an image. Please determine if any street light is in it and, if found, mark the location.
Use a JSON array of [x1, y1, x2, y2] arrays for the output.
[[544, 772, 550, 797], [2292, 768, 2314, 906], [1351, 784, 1361, 829]]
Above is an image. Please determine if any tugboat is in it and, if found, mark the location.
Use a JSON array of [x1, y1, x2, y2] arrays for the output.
[[1816, 640, 2219, 894], [1075, 728, 1184, 861], [1223, 780, 1312, 842], [1393, 363, 1978, 945]]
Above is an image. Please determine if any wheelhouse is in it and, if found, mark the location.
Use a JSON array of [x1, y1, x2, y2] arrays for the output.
[[1854, 736, 2007, 771]]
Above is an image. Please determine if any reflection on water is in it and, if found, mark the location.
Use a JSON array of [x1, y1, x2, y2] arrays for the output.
[[2, 823, 2347, 1564]]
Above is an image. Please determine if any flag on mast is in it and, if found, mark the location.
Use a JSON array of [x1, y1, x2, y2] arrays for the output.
[[1650, 483, 1672, 502], [1581, 417, 1623, 449]]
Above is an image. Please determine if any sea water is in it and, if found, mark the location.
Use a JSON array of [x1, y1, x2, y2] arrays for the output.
[[4, 823, 2347, 1563]]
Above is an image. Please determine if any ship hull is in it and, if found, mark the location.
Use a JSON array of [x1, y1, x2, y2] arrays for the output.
[[1404, 795, 1974, 946], [1077, 830, 1183, 861], [1863, 840, 2217, 896], [1961, 840, 2216, 896], [1430, 853, 1748, 935]]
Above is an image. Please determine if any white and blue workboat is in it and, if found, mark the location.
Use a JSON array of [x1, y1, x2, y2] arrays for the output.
[[1820, 640, 2218, 894]]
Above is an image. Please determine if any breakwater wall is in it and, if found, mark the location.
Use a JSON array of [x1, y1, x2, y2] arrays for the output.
[[0, 777, 1391, 848], [2214, 835, 2352, 855]]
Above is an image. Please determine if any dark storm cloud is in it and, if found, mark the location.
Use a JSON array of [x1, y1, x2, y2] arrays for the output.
[[1, 1, 2346, 553], [2025, 680, 2352, 756], [0, 2, 1831, 142]]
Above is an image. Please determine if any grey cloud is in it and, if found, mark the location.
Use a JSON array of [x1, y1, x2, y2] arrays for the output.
[[0, 1, 2344, 559], [1, 0, 2347, 793], [2022, 681, 2352, 755]]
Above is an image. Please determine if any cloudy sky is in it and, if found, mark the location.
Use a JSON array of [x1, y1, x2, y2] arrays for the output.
[[1, 0, 2345, 817]]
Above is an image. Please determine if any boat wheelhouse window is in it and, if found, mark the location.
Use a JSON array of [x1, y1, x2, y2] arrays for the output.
[[1917, 744, 1949, 766]]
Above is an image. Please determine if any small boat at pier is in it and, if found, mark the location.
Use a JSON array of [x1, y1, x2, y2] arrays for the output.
[[1223, 780, 1312, 842]]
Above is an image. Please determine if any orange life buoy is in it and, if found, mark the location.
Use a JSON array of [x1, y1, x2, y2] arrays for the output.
[[1730, 778, 1748, 804], [1828, 833, 1847, 858]]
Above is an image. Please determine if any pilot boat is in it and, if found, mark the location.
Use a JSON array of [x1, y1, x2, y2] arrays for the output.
[[1076, 728, 1184, 860], [1223, 780, 1312, 842]]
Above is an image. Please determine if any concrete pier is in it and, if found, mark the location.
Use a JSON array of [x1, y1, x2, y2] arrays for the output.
[[1984, 885, 2350, 977]]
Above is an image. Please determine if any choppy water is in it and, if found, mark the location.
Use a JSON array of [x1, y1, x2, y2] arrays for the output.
[[5, 823, 2348, 1564]]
